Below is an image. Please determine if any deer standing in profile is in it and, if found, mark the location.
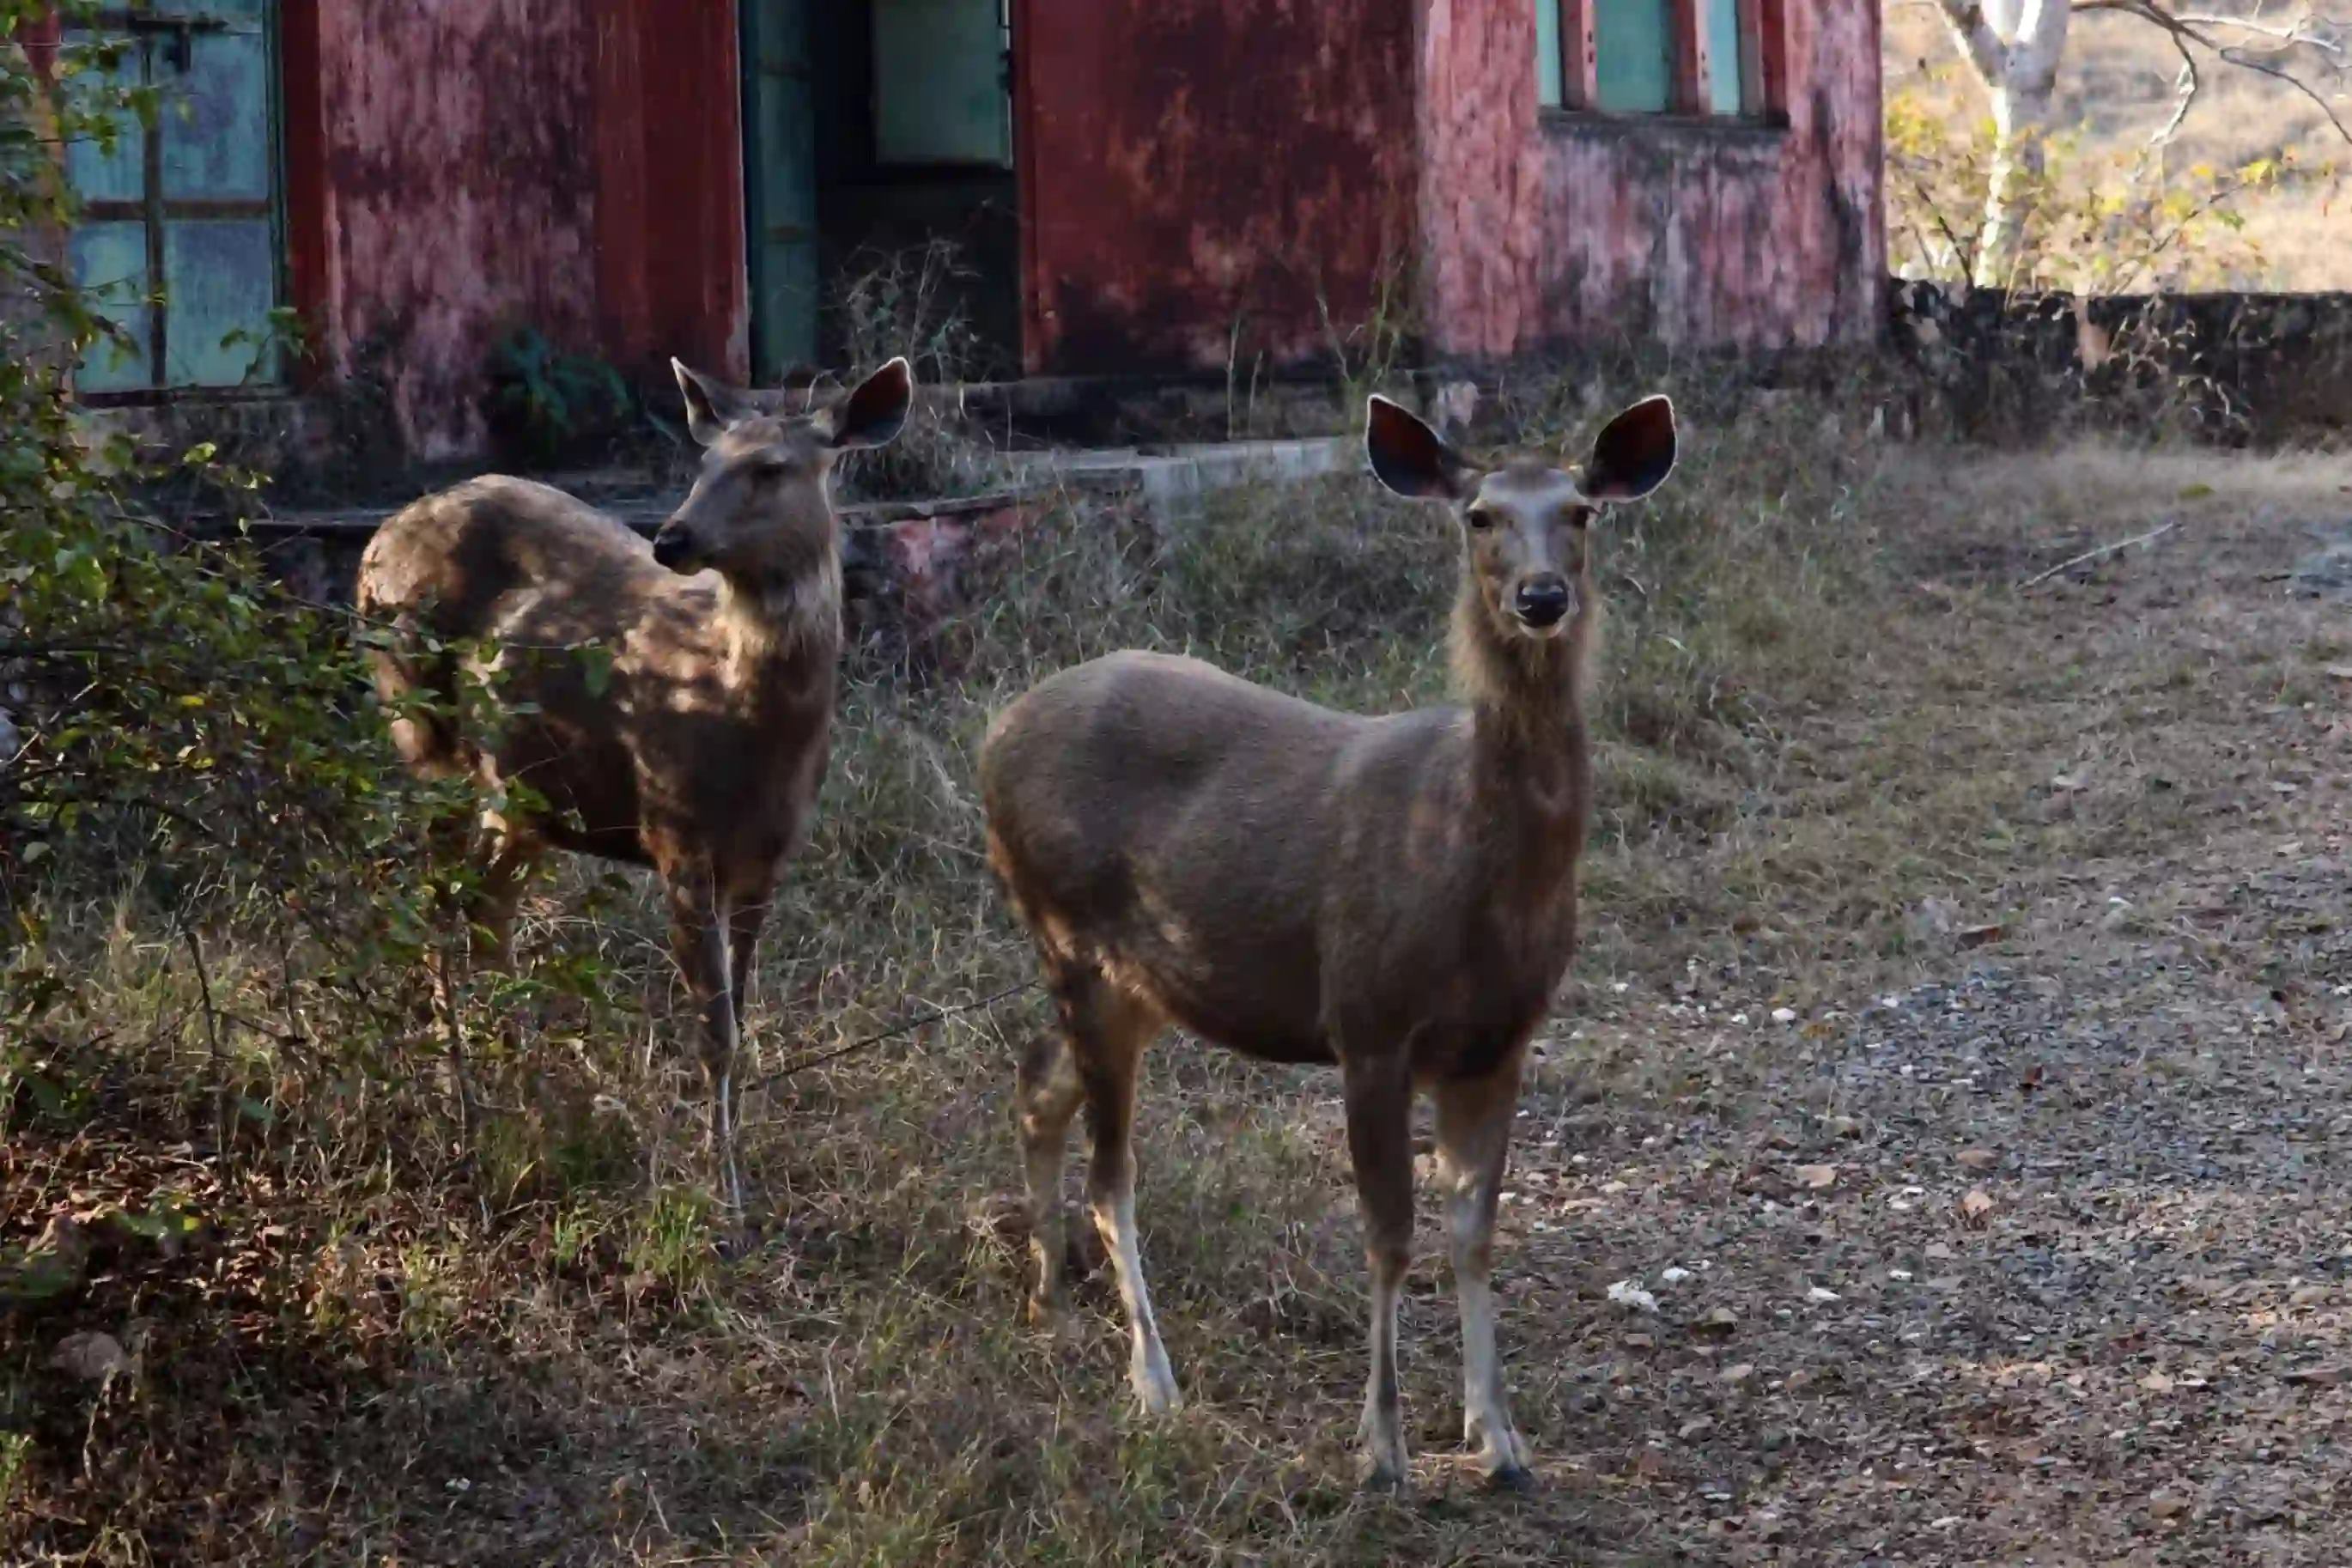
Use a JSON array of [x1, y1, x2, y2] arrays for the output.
[[356, 357, 913, 1211], [980, 392, 1677, 1490]]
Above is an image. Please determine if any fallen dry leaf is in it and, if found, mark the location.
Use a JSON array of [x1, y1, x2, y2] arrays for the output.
[[1793, 1164, 1838, 1191], [1960, 1188, 1996, 1227], [1956, 1147, 1997, 1172], [1956, 922, 2006, 948]]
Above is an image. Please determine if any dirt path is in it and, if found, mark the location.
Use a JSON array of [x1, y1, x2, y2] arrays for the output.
[[1492, 449, 2352, 1563], [11, 442, 2352, 1566]]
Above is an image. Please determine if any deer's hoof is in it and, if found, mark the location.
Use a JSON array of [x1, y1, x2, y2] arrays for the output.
[[1130, 1357, 1183, 1416], [1486, 1460, 1537, 1495], [1358, 1459, 1407, 1497]]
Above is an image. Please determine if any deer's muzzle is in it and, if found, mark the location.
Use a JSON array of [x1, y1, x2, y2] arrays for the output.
[[651, 524, 700, 573], [1512, 574, 1574, 630]]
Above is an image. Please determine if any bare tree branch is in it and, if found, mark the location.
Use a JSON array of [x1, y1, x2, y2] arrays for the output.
[[2166, 15, 2344, 57], [2154, 22, 2203, 143], [2219, 40, 2352, 139], [1936, 0, 2009, 83], [2078, 0, 2352, 144]]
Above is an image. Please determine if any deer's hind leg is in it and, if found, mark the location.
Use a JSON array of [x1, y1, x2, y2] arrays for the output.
[[1435, 1054, 1535, 1489], [1027, 958, 1177, 1413], [1015, 1014, 1084, 1328], [1340, 1049, 1417, 1492]]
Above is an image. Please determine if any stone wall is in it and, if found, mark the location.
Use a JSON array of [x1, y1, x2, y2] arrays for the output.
[[1890, 281, 2352, 446]]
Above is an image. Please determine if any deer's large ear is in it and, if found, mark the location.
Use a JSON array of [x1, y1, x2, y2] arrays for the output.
[[1582, 395, 1676, 503], [672, 360, 744, 447], [827, 356, 914, 452], [1364, 395, 1473, 501]]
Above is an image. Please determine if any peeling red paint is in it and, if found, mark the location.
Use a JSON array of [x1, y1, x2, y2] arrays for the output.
[[1419, 0, 1884, 356], [283, 0, 744, 460], [265, 0, 1875, 456], [1019, 0, 1423, 377], [1019, 0, 1880, 378]]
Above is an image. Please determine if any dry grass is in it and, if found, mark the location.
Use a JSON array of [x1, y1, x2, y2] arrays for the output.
[[1885, 0, 2352, 290], [9, 395, 2352, 1562]]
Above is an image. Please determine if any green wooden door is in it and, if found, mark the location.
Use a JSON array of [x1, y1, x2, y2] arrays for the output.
[[742, 0, 818, 383], [67, 1, 281, 393]]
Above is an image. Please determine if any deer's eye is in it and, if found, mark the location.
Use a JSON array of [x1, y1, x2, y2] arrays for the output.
[[1464, 507, 1496, 532]]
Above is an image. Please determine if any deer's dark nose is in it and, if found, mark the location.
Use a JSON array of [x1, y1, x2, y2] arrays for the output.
[[651, 525, 696, 572], [1514, 574, 1572, 628]]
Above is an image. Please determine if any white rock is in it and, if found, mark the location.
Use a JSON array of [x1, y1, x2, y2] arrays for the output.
[[1806, 1285, 1842, 1304], [1608, 1279, 1660, 1313], [1661, 1266, 1694, 1285]]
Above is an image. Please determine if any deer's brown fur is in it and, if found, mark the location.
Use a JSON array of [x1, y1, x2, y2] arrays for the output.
[[356, 357, 913, 1209], [980, 392, 1677, 1490]]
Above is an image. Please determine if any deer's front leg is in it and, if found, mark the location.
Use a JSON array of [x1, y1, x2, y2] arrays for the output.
[[665, 869, 741, 1215], [1436, 1054, 1535, 1489]]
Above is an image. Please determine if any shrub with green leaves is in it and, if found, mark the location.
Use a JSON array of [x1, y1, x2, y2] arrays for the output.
[[0, 7, 583, 1180]]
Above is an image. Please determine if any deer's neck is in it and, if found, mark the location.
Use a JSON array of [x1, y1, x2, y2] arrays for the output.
[[1449, 578, 1593, 835], [712, 547, 843, 694]]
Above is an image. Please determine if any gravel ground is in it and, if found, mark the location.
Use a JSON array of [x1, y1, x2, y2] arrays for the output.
[[1474, 459, 2352, 1565]]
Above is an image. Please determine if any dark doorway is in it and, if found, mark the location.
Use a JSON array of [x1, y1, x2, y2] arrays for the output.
[[741, 0, 1020, 385]]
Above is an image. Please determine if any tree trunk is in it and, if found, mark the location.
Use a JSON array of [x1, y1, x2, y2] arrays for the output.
[[1975, 67, 2060, 285], [1939, 0, 2072, 287]]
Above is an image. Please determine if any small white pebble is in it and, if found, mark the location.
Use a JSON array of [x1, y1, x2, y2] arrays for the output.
[[1613, 981, 1632, 994], [1889, 1268, 1914, 1281], [1731, 1012, 1750, 1026], [1772, 1007, 1799, 1024], [1807, 1285, 1841, 1304], [1662, 1266, 1695, 1285], [1608, 1279, 1660, 1313]]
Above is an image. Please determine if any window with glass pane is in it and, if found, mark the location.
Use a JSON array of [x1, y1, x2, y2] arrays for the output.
[[1705, 0, 1747, 114], [66, 1, 282, 392], [1593, 0, 1674, 113], [1536, 0, 1764, 118], [1535, 0, 1565, 107], [872, 0, 1013, 167]]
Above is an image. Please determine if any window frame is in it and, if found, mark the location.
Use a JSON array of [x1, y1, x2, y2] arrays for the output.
[[1537, 0, 1784, 127], [67, 2, 289, 400]]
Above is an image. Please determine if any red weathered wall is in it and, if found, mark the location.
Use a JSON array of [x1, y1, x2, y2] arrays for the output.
[[1018, 0, 1421, 377], [590, 0, 749, 387], [1414, 0, 1884, 357], [285, 0, 745, 460]]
